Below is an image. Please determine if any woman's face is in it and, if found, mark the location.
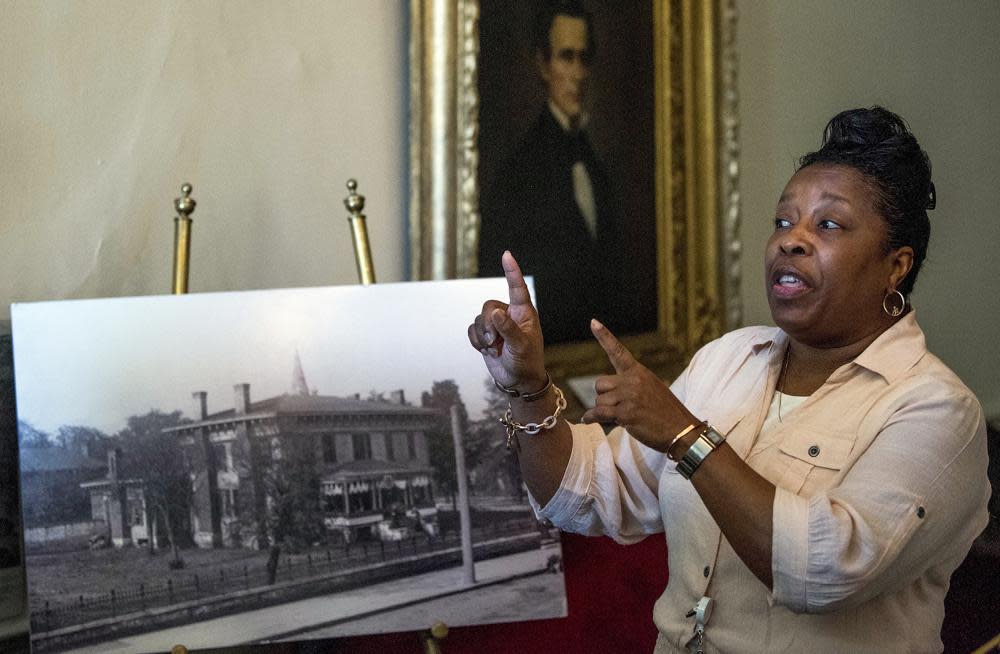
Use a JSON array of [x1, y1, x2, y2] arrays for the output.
[[765, 164, 913, 348]]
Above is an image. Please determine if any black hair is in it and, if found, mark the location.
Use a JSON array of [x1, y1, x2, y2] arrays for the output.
[[798, 106, 934, 297], [532, 0, 596, 61]]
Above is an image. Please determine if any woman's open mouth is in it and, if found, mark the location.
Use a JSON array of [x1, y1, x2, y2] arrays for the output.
[[770, 270, 811, 299]]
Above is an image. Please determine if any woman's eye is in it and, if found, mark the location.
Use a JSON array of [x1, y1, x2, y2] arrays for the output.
[[818, 219, 842, 229], [774, 217, 791, 229]]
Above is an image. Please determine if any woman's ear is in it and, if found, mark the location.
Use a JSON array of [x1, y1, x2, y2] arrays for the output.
[[888, 245, 915, 290]]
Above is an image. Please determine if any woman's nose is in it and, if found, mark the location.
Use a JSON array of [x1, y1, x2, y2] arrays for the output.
[[779, 225, 811, 255], [779, 240, 807, 256]]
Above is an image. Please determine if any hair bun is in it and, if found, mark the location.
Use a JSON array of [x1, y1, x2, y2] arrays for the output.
[[823, 106, 911, 148]]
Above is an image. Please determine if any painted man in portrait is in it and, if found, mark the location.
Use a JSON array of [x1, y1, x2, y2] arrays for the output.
[[478, 0, 629, 345]]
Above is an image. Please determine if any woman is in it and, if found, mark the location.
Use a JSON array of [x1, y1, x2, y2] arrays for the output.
[[468, 107, 990, 653]]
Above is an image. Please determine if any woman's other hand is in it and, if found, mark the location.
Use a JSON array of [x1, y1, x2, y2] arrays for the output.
[[467, 251, 548, 393], [582, 320, 700, 452]]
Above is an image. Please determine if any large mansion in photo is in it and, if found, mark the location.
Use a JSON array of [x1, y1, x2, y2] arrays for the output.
[[165, 358, 441, 548]]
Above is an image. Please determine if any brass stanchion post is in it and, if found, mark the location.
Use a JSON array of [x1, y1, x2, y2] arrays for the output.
[[344, 179, 376, 285], [169, 183, 194, 654], [421, 620, 449, 654], [172, 183, 197, 294]]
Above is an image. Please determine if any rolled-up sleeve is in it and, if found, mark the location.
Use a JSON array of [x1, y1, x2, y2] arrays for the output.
[[531, 420, 670, 543], [771, 381, 990, 613], [529, 347, 708, 543]]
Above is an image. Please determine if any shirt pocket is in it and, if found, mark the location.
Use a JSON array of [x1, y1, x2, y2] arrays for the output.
[[775, 429, 855, 497]]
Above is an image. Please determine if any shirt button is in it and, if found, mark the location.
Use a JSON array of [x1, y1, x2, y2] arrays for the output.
[[917, 506, 926, 518], [807, 445, 820, 457], [703, 565, 711, 577]]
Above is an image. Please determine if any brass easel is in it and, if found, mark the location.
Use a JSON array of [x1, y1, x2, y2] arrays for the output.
[[170, 184, 195, 654], [421, 621, 449, 654], [344, 179, 376, 285], [172, 184, 196, 294], [165, 181, 446, 654]]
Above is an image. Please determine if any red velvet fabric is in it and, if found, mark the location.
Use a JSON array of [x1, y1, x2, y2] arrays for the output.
[[332, 533, 669, 653]]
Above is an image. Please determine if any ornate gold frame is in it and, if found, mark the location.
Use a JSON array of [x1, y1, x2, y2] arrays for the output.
[[410, 0, 740, 381]]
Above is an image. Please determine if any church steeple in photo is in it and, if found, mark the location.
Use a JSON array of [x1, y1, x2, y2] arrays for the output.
[[291, 349, 310, 396]]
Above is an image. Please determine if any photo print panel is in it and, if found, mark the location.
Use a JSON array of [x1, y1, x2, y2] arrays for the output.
[[11, 278, 566, 653]]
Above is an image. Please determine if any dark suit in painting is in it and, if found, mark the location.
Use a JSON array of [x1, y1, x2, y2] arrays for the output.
[[478, 108, 627, 345]]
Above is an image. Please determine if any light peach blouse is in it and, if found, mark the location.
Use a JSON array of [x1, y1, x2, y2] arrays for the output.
[[535, 312, 990, 653]]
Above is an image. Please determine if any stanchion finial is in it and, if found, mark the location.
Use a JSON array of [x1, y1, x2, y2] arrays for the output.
[[175, 183, 196, 217], [172, 183, 197, 294], [344, 178, 365, 215], [343, 178, 376, 285], [421, 621, 449, 654]]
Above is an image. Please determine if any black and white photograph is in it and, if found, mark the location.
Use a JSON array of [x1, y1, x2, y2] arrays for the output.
[[11, 279, 566, 653]]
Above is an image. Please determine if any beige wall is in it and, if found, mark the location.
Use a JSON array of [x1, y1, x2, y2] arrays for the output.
[[0, 2, 408, 319], [737, 0, 1000, 420]]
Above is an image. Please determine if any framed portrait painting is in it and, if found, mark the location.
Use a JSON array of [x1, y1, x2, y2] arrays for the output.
[[410, 0, 740, 385]]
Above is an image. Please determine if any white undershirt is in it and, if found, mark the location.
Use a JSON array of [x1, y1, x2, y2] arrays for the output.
[[759, 390, 809, 436]]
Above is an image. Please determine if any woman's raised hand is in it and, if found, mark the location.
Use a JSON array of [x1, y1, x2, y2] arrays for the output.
[[467, 251, 548, 393], [582, 320, 699, 452]]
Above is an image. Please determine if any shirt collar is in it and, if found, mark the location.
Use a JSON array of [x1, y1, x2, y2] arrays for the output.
[[852, 310, 926, 383], [749, 329, 782, 356], [548, 100, 589, 132], [745, 311, 927, 384]]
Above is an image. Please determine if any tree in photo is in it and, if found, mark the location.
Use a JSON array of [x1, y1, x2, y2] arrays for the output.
[[421, 380, 489, 509], [56, 425, 112, 461], [260, 434, 324, 584], [116, 410, 191, 567], [17, 419, 53, 449], [469, 377, 525, 502]]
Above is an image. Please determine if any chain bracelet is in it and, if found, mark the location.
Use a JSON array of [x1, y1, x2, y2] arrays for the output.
[[500, 385, 567, 450]]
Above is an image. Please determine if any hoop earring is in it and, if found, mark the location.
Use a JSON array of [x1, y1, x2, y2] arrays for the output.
[[882, 289, 906, 317]]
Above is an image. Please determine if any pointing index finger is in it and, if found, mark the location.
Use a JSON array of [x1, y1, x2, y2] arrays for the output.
[[501, 251, 533, 308], [591, 319, 637, 373]]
